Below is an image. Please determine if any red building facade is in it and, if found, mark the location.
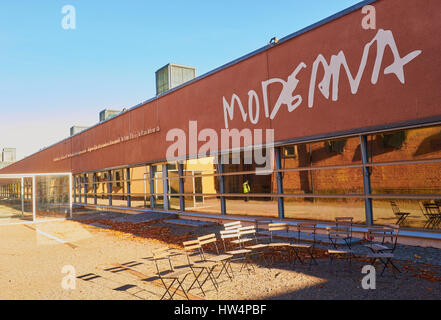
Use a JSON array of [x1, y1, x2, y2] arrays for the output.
[[2, 0, 441, 231]]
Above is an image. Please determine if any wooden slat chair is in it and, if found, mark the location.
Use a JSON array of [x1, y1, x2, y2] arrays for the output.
[[197, 233, 234, 281], [232, 226, 258, 248], [365, 224, 401, 276], [223, 221, 242, 231], [390, 201, 410, 226], [267, 223, 291, 264], [290, 223, 318, 267], [220, 229, 254, 274], [182, 240, 219, 296], [237, 226, 270, 266], [223, 221, 260, 249], [327, 217, 354, 249], [151, 247, 192, 300]]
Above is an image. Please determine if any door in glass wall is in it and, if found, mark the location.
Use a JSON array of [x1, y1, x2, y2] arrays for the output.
[[183, 157, 221, 214], [167, 163, 181, 210], [151, 164, 164, 209]]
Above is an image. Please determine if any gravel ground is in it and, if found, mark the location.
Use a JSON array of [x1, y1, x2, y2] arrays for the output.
[[0, 212, 440, 300]]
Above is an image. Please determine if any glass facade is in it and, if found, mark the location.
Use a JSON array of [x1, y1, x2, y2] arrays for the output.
[[0, 178, 27, 220], [36, 175, 70, 219], [281, 136, 366, 224], [74, 124, 441, 231], [0, 174, 71, 222], [366, 125, 441, 229]]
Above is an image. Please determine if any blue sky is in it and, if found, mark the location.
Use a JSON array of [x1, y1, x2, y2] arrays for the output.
[[0, 0, 361, 160]]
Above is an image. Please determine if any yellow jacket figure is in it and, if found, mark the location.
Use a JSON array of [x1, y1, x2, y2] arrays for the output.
[[243, 180, 250, 202]]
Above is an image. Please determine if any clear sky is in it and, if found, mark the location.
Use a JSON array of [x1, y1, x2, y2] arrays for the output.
[[0, 0, 361, 161]]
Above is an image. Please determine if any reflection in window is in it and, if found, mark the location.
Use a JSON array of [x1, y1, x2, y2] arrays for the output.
[[36, 175, 70, 219], [372, 199, 441, 230], [182, 157, 220, 213], [368, 125, 441, 162], [284, 198, 365, 224], [69, 124, 441, 231], [225, 197, 278, 218], [129, 166, 150, 209]]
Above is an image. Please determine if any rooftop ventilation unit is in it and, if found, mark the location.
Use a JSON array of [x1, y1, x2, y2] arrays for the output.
[[99, 109, 122, 122], [70, 126, 89, 136], [155, 63, 196, 96], [2, 148, 16, 163]]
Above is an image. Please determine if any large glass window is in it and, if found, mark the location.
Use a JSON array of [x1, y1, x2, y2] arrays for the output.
[[284, 197, 366, 224], [129, 166, 151, 209], [0, 178, 29, 221], [70, 124, 441, 231], [36, 175, 70, 219], [85, 173, 94, 205], [281, 136, 365, 224], [220, 150, 278, 218], [108, 169, 125, 207], [167, 163, 181, 211], [182, 157, 222, 214], [96, 172, 109, 205], [368, 125, 441, 230]]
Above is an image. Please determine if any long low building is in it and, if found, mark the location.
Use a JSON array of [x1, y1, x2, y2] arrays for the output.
[[1, 0, 441, 237]]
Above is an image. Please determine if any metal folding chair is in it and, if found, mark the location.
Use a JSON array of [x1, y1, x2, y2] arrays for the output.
[[327, 248, 355, 273], [220, 229, 254, 274], [365, 224, 401, 276], [239, 226, 270, 266], [327, 217, 353, 249], [267, 223, 291, 264], [326, 225, 354, 273], [197, 233, 234, 281], [151, 247, 191, 300], [182, 240, 219, 296], [290, 223, 318, 268]]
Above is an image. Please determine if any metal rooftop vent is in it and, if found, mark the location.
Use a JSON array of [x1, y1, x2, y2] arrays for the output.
[[2, 148, 16, 162], [70, 126, 89, 136], [99, 109, 122, 122], [155, 63, 196, 96]]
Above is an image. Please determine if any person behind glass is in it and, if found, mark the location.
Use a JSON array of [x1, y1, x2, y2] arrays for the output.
[[243, 180, 250, 202]]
